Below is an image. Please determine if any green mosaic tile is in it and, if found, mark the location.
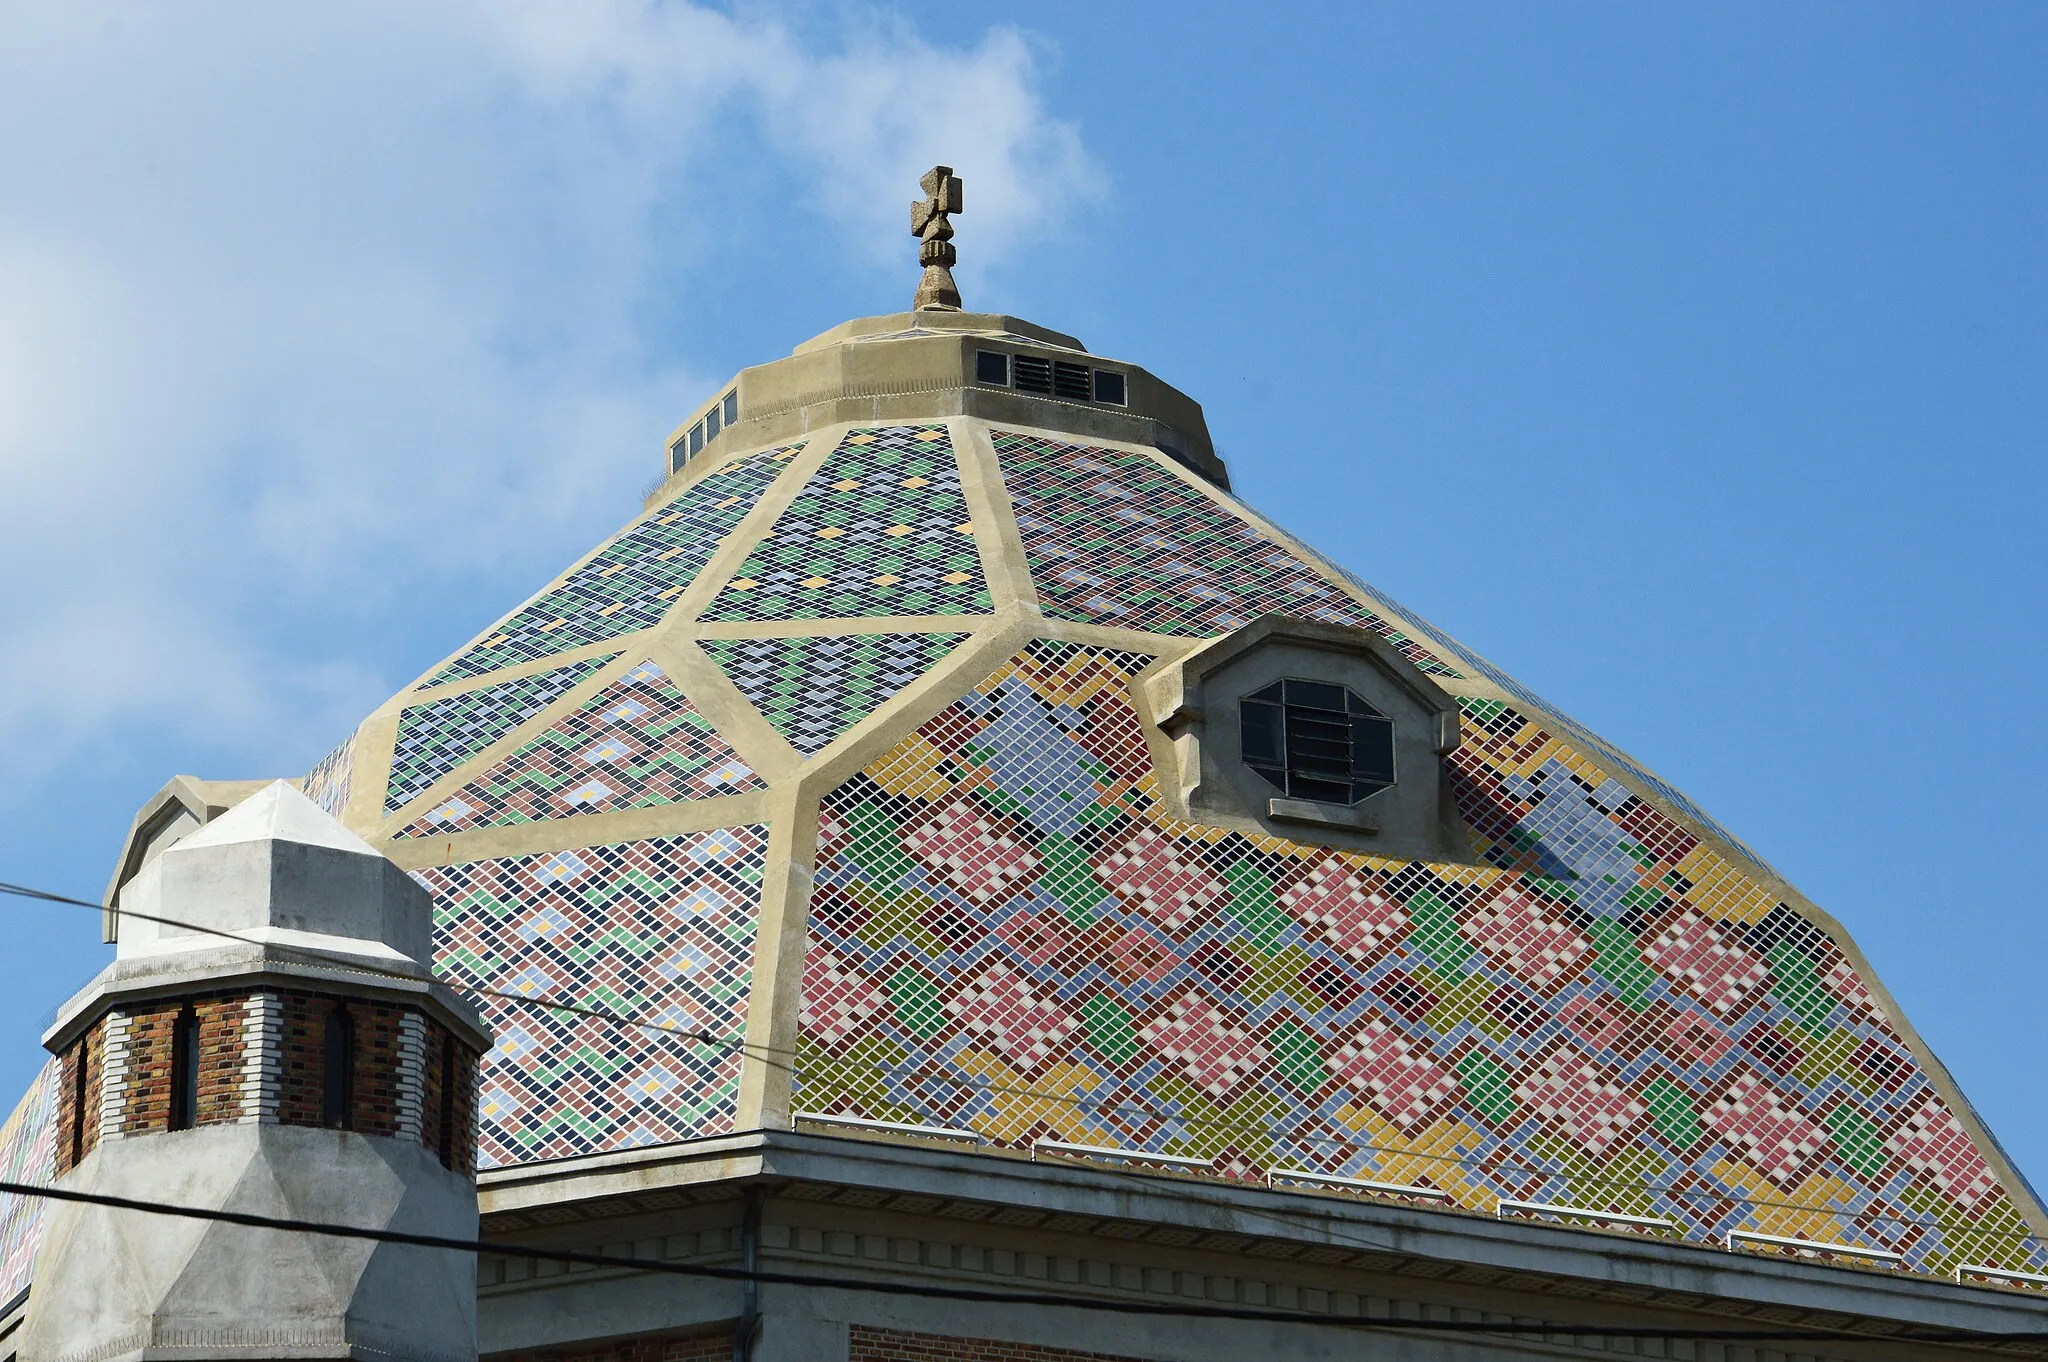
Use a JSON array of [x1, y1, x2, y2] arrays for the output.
[[700, 426, 989, 621], [387, 655, 617, 813], [423, 444, 802, 686], [702, 632, 968, 756], [399, 659, 761, 836]]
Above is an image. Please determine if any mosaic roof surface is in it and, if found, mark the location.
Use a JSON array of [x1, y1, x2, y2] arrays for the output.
[[992, 429, 1458, 676], [798, 639, 2044, 1278], [417, 828, 765, 1167], [701, 632, 968, 756], [261, 415, 2038, 1289], [0, 1062, 55, 1306], [387, 655, 617, 813], [303, 731, 355, 818], [700, 426, 988, 622], [400, 660, 759, 837], [423, 443, 803, 686]]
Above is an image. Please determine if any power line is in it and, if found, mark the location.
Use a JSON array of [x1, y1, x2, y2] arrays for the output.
[[0, 879, 791, 1074], [4, 877, 2039, 1255], [0, 1176, 2040, 1346]]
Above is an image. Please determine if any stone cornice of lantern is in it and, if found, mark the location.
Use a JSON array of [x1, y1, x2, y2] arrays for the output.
[[645, 311, 1227, 511]]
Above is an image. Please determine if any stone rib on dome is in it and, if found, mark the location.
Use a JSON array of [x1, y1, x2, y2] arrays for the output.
[[252, 316, 2048, 1285]]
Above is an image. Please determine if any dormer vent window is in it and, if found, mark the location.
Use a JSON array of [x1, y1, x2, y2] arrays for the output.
[[1012, 354, 1053, 395], [1240, 679, 1395, 806], [1053, 360, 1091, 401], [976, 350, 1128, 407], [672, 387, 742, 473]]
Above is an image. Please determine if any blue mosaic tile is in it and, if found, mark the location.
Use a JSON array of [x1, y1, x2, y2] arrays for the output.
[[798, 640, 2047, 1280], [702, 632, 968, 755], [416, 829, 766, 1166], [423, 444, 803, 686], [0, 1062, 55, 1306], [387, 656, 617, 813], [698, 427, 988, 621], [303, 731, 355, 818], [992, 429, 1459, 675], [399, 660, 761, 836]]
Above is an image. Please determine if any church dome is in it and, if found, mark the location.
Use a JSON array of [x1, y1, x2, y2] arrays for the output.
[[167, 180, 2048, 1285]]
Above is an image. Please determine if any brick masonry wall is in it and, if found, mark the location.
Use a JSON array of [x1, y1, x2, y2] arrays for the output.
[[348, 1000, 405, 1136], [279, 992, 410, 1129], [118, 1001, 181, 1134], [446, 1031, 478, 1177], [278, 992, 332, 1125], [193, 995, 248, 1124], [81, 1020, 104, 1160], [55, 1018, 109, 1172], [54, 1031, 84, 1174], [105, 993, 252, 1135], [489, 1330, 732, 1362], [850, 1327, 1147, 1362]]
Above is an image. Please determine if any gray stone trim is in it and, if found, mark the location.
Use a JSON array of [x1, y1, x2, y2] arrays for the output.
[[95, 1012, 130, 1142], [240, 992, 281, 1124], [396, 1009, 428, 1142]]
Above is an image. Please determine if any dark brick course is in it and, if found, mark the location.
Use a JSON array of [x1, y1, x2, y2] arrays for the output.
[[491, 1330, 732, 1362], [850, 1327, 1149, 1362]]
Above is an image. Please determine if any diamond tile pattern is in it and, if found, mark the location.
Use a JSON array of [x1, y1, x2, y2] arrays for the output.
[[700, 427, 988, 621], [800, 639, 2045, 1277], [303, 731, 355, 817], [424, 444, 802, 686], [387, 656, 616, 813], [0, 1062, 56, 1305], [992, 429, 1457, 675], [702, 632, 967, 756], [416, 830, 765, 1167], [399, 660, 761, 837]]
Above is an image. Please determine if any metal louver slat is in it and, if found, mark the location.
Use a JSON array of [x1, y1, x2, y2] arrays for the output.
[[1012, 355, 1053, 394], [1053, 360, 1092, 400]]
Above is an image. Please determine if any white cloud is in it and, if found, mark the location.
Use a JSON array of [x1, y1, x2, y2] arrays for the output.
[[0, 0, 1096, 786]]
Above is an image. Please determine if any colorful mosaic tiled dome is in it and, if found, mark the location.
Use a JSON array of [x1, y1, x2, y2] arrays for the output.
[[249, 307, 2048, 1285]]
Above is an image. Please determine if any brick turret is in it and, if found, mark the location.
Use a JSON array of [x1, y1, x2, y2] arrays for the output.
[[22, 781, 491, 1362]]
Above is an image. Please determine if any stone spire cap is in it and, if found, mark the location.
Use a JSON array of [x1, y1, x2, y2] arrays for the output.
[[49, 780, 486, 1052], [113, 779, 436, 970], [178, 778, 383, 857]]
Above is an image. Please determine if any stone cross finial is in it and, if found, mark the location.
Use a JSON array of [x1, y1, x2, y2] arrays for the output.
[[910, 165, 964, 311]]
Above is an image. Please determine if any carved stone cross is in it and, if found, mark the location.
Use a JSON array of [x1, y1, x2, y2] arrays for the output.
[[910, 165, 964, 311]]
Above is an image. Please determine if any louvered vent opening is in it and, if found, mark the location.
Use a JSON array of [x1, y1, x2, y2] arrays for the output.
[[1012, 355, 1053, 395], [1053, 360, 1092, 401]]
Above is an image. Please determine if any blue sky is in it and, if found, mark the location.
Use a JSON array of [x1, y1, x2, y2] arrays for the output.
[[3, 3, 2045, 1184]]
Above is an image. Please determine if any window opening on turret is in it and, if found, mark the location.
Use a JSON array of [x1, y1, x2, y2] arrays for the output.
[[68, 1046, 89, 1163], [689, 421, 705, 457], [169, 1005, 199, 1131], [980, 349, 1127, 408], [322, 1004, 354, 1130], [436, 1031, 458, 1169], [1241, 679, 1396, 806], [722, 389, 739, 426], [704, 402, 721, 441]]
